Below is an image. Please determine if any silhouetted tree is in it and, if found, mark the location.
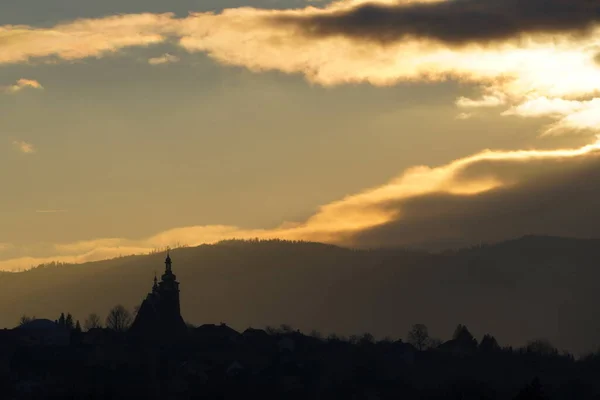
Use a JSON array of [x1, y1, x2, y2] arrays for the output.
[[378, 336, 393, 345], [408, 324, 430, 351], [265, 326, 278, 335], [18, 315, 34, 326], [359, 333, 375, 345], [327, 333, 341, 343], [84, 313, 102, 331], [309, 330, 323, 340], [58, 312, 66, 326], [453, 324, 469, 340], [75, 320, 82, 333], [65, 313, 74, 330], [453, 324, 478, 346], [105, 305, 132, 332], [526, 339, 558, 356], [480, 334, 500, 352]]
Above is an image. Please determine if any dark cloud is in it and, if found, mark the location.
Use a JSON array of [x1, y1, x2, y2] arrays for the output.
[[349, 152, 600, 249], [0, 0, 295, 25], [274, 0, 600, 45]]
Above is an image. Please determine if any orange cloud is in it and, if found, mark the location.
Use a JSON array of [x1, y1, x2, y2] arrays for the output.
[[3, 139, 600, 271], [173, 4, 600, 133], [504, 98, 600, 136], [2, 78, 43, 93], [12, 140, 36, 154], [0, 3, 599, 133], [0, 13, 174, 64], [456, 93, 506, 108], [148, 53, 180, 65], [3, 1, 600, 269]]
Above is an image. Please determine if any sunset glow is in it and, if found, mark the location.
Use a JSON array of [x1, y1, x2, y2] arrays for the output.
[[3, 0, 600, 270]]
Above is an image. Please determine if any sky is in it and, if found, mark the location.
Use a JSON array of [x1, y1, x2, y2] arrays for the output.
[[2, 0, 600, 270]]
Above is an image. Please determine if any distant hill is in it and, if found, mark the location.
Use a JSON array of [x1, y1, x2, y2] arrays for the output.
[[1, 236, 600, 354]]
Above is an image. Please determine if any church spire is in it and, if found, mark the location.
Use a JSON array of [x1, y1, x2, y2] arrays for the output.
[[165, 248, 172, 273], [130, 246, 186, 338]]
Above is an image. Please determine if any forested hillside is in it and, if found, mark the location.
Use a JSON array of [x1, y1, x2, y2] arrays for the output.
[[2, 236, 599, 354]]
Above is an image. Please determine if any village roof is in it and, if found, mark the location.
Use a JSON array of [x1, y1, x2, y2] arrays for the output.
[[195, 323, 240, 337]]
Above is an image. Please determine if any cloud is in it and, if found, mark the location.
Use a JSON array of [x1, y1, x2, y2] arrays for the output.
[[172, 2, 600, 134], [12, 140, 36, 154], [274, 0, 600, 46], [455, 112, 473, 120], [4, 1, 600, 270], [351, 152, 600, 250], [503, 97, 600, 136], [0, 13, 175, 65], [2, 78, 43, 93], [456, 93, 506, 108], [148, 53, 180, 65], [172, 2, 600, 99], [4, 139, 600, 271], [1, 2, 600, 133], [0, 247, 154, 272]]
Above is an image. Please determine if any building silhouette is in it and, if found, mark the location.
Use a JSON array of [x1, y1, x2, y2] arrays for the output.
[[130, 252, 187, 339]]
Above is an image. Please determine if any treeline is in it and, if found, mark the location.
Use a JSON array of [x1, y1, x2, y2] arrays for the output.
[[264, 322, 572, 359], [18, 306, 579, 361], [19, 304, 133, 332], [11, 311, 600, 399]]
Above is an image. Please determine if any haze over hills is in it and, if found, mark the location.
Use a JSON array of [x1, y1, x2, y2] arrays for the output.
[[1, 235, 599, 355]]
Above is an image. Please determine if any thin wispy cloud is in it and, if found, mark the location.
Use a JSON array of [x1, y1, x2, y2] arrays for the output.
[[455, 112, 473, 120], [12, 140, 36, 154], [456, 93, 506, 109], [148, 53, 180, 65], [0, 13, 173, 64], [35, 209, 68, 214], [2, 79, 43, 94]]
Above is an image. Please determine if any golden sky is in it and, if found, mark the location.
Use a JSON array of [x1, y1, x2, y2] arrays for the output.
[[2, 0, 600, 270]]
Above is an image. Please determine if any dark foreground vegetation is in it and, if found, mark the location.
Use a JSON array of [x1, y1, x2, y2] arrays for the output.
[[3, 311, 600, 399]]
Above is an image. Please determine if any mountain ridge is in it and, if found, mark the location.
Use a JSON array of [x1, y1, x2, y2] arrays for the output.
[[2, 235, 599, 354]]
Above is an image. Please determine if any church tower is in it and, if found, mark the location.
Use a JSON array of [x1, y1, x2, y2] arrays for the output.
[[130, 251, 187, 339]]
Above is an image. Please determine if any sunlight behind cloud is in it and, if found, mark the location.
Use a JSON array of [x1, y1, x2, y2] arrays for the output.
[[0, 2, 600, 133], [3, 139, 600, 271], [174, 5, 600, 135], [3, 0, 600, 270]]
